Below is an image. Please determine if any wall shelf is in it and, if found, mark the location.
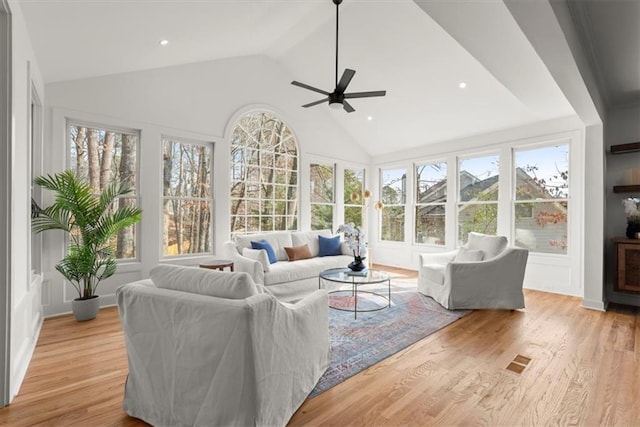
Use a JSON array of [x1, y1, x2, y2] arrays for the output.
[[614, 185, 640, 193], [611, 142, 640, 154]]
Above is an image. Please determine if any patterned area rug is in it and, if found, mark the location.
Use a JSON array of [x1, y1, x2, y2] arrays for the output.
[[309, 285, 470, 397]]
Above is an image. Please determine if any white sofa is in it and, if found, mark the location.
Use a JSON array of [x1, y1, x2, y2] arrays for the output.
[[223, 229, 354, 302], [117, 265, 329, 427], [418, 232, 528, 310]]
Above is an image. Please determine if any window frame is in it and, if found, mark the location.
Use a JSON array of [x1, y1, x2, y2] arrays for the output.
[[161, 136, 214, 259], [343, 167, 365, 228], [414, 160, 447, 246], [379, 167, 407, 243], [65, 118, 141, 262], [512, 141, 570, 255], [456, 152, 500, 245], [229, 111, 299, 236], [310, 162, 336, 231]]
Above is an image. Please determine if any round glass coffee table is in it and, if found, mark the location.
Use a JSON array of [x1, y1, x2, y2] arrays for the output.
[[318, 268, 391, 319]]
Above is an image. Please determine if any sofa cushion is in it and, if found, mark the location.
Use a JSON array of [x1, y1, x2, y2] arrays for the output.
[[466, 232, 508, 260], [150, 265, 258, 299], [235, 231, 293, 262], [291, 229, 332, 257], [454, 248, 484, 262], [242, 248, 271, 272], [264, 255, 353, 286], [251, 240, 277, 264], [318, 235, 342, 257], [284, 244, 313, 261]]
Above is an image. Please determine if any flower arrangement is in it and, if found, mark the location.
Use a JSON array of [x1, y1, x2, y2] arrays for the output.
[[623, 197, 640, 224], [337, 222, 367, 264]]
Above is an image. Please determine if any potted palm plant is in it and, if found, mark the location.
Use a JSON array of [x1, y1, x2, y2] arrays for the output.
[[32, 170, 142, 321]]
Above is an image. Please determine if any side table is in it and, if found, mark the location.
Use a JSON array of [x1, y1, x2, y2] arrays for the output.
[[199, 259, 234, 272]]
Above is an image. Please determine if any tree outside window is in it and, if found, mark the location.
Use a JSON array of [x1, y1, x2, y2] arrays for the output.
[[162, 138, 213, 256], [230, 112, 298, 236], [380, 168, 406, 242], [68, 122, 138, 259], [514, 143, 569, 254], [458, 155, 499, 244], [415, 162, 446, 245], [344, 168, 365, 227], [310, 163, 335, 230]]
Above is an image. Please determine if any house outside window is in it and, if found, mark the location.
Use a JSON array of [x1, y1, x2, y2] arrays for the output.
[[68, 121, 138, 259], [380, 168, 406, 242], [457, 154, 499, 244], [514, 143, 569, 254], [310, 163, 335, 230], [162, 138, 213, 256], [344, 168, 365, 227], [230, 111, 298, 235], [415, 161, 447, 245]]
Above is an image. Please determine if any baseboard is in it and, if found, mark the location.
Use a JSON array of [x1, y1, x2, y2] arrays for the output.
[[581, 298, 606, 311], [11, 314, 43, 401]]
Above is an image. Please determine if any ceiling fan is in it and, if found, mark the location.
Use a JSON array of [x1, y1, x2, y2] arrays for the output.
[[291, 0, 386, 113]]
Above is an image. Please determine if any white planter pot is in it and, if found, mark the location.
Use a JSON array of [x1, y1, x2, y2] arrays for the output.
[[72, 295, 100, 321]]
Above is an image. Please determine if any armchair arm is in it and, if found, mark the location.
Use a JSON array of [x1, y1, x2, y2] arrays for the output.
[[222, 241, 265, 284], [419, 250, 458, 267]]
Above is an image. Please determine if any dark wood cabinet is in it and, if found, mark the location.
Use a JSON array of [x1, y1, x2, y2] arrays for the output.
[[612, 238, 640, 294]]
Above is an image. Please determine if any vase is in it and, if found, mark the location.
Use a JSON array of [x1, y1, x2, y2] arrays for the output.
[[627, 222, 640, 239], [348, 260, 366, 272], [72, 295, 100, 321]]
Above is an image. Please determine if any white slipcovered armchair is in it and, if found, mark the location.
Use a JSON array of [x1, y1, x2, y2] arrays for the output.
[[418, 232, 528, 310], [116, 265, 329, 427]]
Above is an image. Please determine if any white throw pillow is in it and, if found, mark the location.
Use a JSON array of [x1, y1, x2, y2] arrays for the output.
[[150, 265, 258, 299], [235, 231, 293, 261], [466, 232, 508, 260], [454, 247, 485, 262], [242, 248, 271, 272]]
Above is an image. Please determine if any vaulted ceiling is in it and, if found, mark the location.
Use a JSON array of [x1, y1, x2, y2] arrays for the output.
[[18, 0, 638, 157]]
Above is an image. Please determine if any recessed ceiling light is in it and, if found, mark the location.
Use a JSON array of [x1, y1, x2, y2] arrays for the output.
[[159, 39, 169, 46], [459, 82, 467, 89], [367, 116, 373, 121]]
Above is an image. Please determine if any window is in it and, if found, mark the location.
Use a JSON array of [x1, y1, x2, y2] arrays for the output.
[[458, 154, 499, 244], [415, 162, 446, 245], [310, 163, 335, 230], [162, 138, 213, 256], [380, 168, 406, 242], [230, 111, 298, 235], [344, 168, 365, 227], [68, 121, 138, 259], [514, 143, 569, 254]]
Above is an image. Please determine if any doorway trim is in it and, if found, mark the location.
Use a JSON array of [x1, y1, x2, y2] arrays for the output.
[[0, 0, 12, 407]]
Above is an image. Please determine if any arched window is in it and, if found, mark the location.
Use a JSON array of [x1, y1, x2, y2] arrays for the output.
[[230, 111, 298, 235]]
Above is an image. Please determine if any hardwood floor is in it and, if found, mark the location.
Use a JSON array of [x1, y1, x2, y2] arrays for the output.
[[1, 267, 638, 426]]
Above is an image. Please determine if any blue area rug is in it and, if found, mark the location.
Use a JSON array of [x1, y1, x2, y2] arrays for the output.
[[309, 289, 470, 397]]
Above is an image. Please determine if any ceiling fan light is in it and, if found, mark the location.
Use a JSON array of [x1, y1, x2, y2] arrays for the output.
[[329, 101, 343, 110]]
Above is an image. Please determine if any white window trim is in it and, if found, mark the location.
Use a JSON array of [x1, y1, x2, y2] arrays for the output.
[[160, 136, 215, 259]]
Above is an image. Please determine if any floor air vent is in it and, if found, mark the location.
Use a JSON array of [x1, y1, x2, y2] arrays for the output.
[[506, 354, 531, 374]]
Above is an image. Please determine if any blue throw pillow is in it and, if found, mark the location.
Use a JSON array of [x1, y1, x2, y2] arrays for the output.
[[250, 240, 277, 264], [318, 235, 342, 257]]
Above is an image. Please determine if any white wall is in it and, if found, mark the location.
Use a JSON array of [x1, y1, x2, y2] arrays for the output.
[[369, 116, 587, 297], [42, 55, 367, 317], [604, 104, 640, 306], [7, 0, 45, 400]]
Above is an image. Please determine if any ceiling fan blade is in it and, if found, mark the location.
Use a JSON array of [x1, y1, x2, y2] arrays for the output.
[[291, 81, 330, 96], [302, 98, 329, 108], [343, 100, 355, 113], [336, 69, 356, 93], [344, 90, 387, 99]]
